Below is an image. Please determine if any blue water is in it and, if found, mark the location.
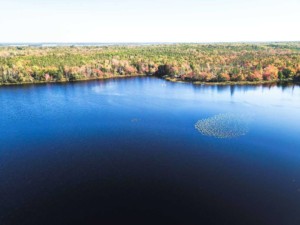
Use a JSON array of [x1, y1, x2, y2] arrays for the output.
[[1, 77, 300, 225]]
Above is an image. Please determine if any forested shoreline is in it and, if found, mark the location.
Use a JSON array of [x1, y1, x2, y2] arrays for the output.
[[0, 43, 300, 86]]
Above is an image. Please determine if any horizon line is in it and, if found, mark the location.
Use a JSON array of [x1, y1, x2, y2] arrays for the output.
[[1, 41, 300, 46]]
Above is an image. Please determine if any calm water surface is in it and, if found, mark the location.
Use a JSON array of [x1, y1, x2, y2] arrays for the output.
[[0, 77, 300, 225]]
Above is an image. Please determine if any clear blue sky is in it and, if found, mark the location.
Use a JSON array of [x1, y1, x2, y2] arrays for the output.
[[0, 0, 299, 43]]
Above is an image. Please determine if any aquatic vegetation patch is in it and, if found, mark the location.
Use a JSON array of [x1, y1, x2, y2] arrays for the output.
[[195, 113, 253, 138]]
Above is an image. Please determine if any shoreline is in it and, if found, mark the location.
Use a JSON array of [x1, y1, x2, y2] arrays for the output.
[[163, 76, 297, 86], [0, 74, 298, 87], [0, 74, 146, 87]]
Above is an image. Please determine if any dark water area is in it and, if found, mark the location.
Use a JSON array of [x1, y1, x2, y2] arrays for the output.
[[1, 77, 300, 225]]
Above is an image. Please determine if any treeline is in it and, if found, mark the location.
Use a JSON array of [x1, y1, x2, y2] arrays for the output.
[[0, 43, 300, 85]]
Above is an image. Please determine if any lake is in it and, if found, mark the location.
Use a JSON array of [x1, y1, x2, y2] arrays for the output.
[[1, 77, 300, 225]]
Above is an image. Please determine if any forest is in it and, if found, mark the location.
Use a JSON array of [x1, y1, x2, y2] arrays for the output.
[[0, 42, 300, 85]]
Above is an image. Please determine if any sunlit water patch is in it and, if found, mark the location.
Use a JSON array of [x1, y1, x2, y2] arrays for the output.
[[195, 113, 253, 138]]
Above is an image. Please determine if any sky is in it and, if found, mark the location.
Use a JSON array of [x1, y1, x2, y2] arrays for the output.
[[0, 0, 299, 43]]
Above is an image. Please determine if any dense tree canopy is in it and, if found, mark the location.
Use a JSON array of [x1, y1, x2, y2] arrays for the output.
[[0, 43, 299, 85]]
